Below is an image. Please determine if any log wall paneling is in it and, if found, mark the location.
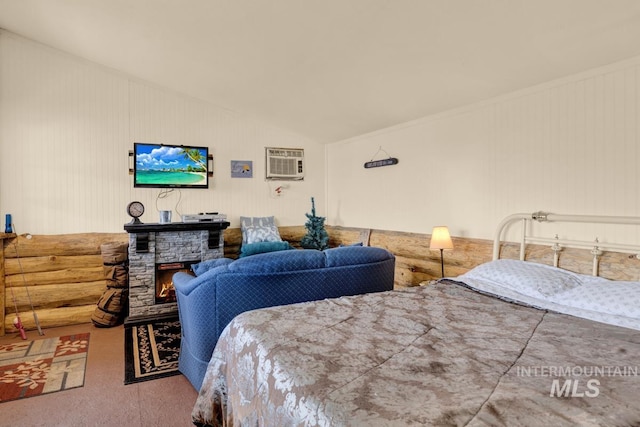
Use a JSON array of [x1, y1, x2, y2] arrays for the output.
[[327, 226, 493, 286], [2, 233, 128, 336], [223, 227, 242, 258], [3, 227, 639, 334], [0, 233, 16, 336], [327, 226, 639, 286]]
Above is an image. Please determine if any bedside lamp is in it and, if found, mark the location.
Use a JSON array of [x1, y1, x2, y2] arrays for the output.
[[430, 226, 453, 278]]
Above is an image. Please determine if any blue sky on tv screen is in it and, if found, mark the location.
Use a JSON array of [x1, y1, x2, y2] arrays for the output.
[[135, 144, 206, 171]]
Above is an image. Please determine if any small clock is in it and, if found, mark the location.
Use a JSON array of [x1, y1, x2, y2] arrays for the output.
[[126, 201, 144, 224]]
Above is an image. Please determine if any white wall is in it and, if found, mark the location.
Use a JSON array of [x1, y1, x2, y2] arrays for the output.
[[4, 29, 639, 244], [327, 56, 640, 244], [0, 31, 325, 234]]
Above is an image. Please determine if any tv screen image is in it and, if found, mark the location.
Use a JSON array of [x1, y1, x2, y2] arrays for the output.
[[134, 143, 209, 188]]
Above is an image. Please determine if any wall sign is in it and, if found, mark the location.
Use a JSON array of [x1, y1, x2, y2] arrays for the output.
[[364, 146, 398, 169], [364, 157, 399, 169]]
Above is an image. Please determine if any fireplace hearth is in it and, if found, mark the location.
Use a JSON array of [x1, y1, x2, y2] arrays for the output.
[[124, 221, 230, 322]]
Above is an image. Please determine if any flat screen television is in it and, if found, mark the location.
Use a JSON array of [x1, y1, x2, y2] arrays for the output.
[[133, 143, 209, 188]]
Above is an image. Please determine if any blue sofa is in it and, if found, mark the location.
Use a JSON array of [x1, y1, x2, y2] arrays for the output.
[[173, 245, 395, 390]]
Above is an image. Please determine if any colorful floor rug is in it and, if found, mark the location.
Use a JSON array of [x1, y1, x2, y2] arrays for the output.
[[0, 333, 90, 403], [124, 318, 181, 384]]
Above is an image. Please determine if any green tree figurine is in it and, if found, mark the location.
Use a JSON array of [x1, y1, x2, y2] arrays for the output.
[[300, 197, 329, 250]]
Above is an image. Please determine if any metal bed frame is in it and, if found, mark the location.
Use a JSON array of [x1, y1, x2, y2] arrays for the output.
[[493, 211, 640, 276]]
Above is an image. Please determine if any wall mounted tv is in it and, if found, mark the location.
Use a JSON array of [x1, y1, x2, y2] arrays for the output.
[[133, 143, 209, 188]]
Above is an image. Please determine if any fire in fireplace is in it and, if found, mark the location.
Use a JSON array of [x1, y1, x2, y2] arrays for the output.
[[155, 261, 196, 304]]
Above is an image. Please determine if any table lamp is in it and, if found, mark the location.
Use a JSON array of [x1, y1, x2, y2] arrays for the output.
[[430, 226, 453, 278]]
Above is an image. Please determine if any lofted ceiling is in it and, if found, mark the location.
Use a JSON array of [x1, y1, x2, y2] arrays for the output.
[[2, 0, 640, 143]]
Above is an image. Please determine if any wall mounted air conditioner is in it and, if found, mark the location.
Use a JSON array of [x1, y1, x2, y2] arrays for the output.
[[265, 147, 305, 180]]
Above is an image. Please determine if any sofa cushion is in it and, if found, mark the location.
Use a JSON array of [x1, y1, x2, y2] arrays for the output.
[[191, 258, 233, 276], [324, 246, 393, 268], [228, 249, 325, 273], [239, 241, 294, 258]]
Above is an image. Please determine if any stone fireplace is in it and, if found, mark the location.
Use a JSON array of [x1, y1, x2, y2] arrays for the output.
[[124, 221, 230, 322]]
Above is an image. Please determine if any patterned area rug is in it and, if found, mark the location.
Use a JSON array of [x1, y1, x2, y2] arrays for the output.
[[0, 334, 90, 403], [124, 319, 181, 384]]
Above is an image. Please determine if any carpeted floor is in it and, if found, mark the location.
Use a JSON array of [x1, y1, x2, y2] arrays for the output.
[[124, 318, 181, 384], [0, 333, 90, 403], [0, 324, 197, 426]]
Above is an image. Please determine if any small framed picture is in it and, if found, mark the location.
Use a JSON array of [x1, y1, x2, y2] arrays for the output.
[[231, 160, 253, 178]]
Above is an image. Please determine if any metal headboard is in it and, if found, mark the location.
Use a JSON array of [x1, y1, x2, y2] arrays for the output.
[[493, 211, 640, 276]]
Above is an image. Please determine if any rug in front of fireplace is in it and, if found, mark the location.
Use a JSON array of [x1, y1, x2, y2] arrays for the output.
[[0, 333, 90, 403], [124, 319, 181, 384]]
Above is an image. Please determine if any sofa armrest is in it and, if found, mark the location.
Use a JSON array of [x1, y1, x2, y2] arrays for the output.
[[173, 264, 229, 295], [173, 272, 200, 294], [174, 264, 231, 365]]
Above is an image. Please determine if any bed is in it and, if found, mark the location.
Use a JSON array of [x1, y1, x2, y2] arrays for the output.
[[191, 213, 640, 426]]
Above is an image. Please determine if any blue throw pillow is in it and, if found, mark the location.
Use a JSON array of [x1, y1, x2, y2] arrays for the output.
[[191, 258, 233, 276], [239, 241, 294, 258]]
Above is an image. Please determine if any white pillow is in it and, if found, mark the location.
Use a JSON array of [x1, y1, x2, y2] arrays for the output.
[[551, 279, 640, 320], [460, 259, 583, 299], [240, 216, 282, 244], [457, 259, 640, 331]]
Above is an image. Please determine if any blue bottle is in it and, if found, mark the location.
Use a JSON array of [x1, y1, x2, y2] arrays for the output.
[[5, 214, 12, 233]]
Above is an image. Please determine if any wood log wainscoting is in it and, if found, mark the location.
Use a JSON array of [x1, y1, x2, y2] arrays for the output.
[[1, 233, 128, 336], [2, 226, 637, 335]]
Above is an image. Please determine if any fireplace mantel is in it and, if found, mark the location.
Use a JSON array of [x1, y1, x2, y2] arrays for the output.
[[124, 221, 230, 234], [125, 221, 230, 253]]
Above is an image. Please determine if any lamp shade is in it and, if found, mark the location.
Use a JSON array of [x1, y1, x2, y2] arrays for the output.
[[429, 226, 453, 250]]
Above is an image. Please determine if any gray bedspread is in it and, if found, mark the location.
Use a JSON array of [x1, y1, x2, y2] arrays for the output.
[[192, 280, 640, 426]]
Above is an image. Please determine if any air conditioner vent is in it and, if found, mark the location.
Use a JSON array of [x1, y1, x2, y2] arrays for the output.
[[265, 147, 304, 180]]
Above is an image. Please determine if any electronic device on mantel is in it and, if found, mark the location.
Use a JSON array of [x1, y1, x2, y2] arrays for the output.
[[181, 213, 227, 223]]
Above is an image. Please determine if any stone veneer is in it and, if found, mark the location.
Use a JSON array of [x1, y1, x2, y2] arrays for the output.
[[125, 222, 229, 321]]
